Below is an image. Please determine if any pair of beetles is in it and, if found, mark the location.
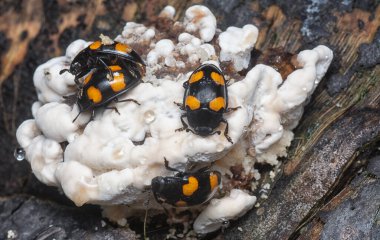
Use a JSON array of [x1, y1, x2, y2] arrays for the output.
[[61, 40, 237, 207]]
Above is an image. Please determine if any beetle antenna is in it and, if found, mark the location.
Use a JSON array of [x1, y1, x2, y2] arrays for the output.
[[59, 69, 69, 75], [72, 111, 82, 123]]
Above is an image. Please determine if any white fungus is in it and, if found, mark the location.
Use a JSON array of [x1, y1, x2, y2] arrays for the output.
[[15, 5, 333, 235], [119, 22, 156, 44], [35, 102, 79, 142], [193, 189, 257, 234], [27, 135, 62, 186], [147, 39, 175, 66], [218, 24, 259, 71], [248, 45, 333, 159], [177, 33, 216, 64], [16, 120, 41, 149], [33, 57, 74, 103], [184, 5, 217, 42], [159, 5, 176, 19]]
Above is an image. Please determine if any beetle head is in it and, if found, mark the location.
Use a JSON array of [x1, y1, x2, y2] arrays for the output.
[[194, 126, 214, 136]]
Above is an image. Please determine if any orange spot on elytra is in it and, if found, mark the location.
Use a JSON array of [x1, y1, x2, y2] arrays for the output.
[[209, 172, 219, 191], [210, 72, 225, 85], [115, 43, 131, 53], [182, 176, 199, 196], [89, 41, 102, 50], [87, 86, 102, 103], [189, 70, 204, 84], [186, 96, 201, 110], [109, 72, 126, 92], [209, 97, 225, 112], [109, 65, 122, 72]]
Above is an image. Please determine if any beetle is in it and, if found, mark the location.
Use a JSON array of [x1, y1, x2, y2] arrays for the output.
[[72, 64, 141, 122], [176, 64, 239, 144], [60, 40, 146, 86], [151, 158, 221, 207]]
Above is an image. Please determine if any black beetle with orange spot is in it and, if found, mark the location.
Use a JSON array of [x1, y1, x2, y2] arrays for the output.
[[73, 64, 141, 122], [176, 64, 239, 144], [151, 158, 221, 207], [60, 40, 146, 85]]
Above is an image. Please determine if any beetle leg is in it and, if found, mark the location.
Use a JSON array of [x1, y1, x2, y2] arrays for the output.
[[72, 111, 82, 123], [185, 128, 195, 134], [175, 114, 192, 133], [60, 68, 83, 87], [221, 118, 233, 144], [173, 101, 185, 110], [74, 77, 85, 88], [116, 98, 141, 105], [210, 130, 221, 135], [105, 106, 120, 115], [62, 94, 78, 106], [73, 76, 80, 86], [164, 157, 182, 172]]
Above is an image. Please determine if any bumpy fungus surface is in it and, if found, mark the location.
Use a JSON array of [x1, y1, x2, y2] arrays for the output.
[[16, 5, 333, 234]]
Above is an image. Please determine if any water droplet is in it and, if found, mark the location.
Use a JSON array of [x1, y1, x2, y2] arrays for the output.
[[144, 110, 156, 124], [14, 147, 25, 161], [216, 144, 224, 152], [222, 220, 230, 227]]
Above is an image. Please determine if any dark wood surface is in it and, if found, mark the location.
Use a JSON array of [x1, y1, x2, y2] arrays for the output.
[[0, 0, 379, 239]]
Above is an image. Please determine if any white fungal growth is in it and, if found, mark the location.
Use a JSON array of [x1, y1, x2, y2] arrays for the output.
[[219, 25, 259, 71], [34, 57, 75, 103], [177, 33, 216, 64], [159, 5, 176, 19], [119, 22, 156, 43], [147, 39, 175, 66], [16, 120, 41, 149], [15, 4, 333, 235], [184, 5, 217, 42], [248, 45, 333, 157], [193, 189, 257, 234], [35, 102, 80, 142]]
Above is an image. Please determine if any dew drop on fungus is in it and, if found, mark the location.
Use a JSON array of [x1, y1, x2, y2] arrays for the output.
[[14, 147, 26, 161], [216, 144, 224, 152], [144, 110, 156, 124]]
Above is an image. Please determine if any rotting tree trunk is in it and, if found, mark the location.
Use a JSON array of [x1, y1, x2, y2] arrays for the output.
[[0, 1, 379, 239]]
